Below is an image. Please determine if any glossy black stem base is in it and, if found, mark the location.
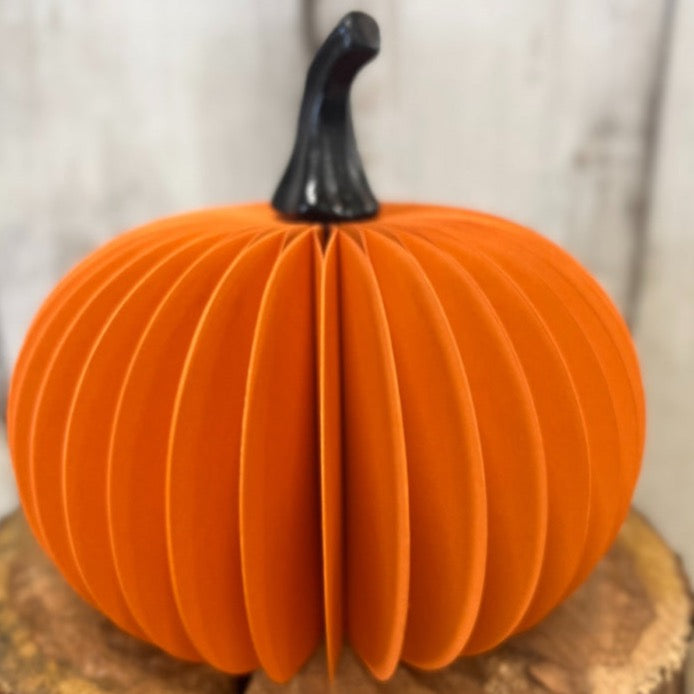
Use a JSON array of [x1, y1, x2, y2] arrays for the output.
[[272, 12, 380, 222]]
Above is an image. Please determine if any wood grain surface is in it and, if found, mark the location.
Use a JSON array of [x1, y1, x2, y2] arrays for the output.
[[0, 508, 690, 693], [0, 511, 240, 694]]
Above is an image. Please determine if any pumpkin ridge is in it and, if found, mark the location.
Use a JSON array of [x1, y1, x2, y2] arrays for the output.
[[458, 224, 642, 529], [315, 231, 344, 678], [392, 226, 548, 653], [7, 228, 154, 432], [444, 214, 645, 448], [25, 230, 213, 615], [364, 226, 488, 668], [165, 230, 288, 671], [391, 222, 549, 652], [9, 224, 202, 477], [337, 230, 410, 680], [239, 230, 323, 681], [408, 221, 630, 601], [442, 237, 594, 630], [61, 232, 229, 638], [8, 231, 158, 553], [107, 231, 263, 661]]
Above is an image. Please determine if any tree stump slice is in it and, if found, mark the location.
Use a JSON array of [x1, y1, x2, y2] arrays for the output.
[[0, 510, 690, 694], [0, 511, 239, 694]]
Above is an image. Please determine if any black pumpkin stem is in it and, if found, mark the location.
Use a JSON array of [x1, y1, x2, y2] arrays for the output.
[[272, 11, 380, 222]]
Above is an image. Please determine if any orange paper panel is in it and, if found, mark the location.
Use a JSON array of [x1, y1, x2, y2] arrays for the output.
[[433, 206, 644, 470], [166, 231, 286, 672], [63, 233, 226, 636], [26, 231, 211, 623], [467, 227, 641, 586], [316, 232, 344, 677], [8, 226, 153, 434], [382, 226, 550, 653], [8, 231, 156, 553], [449, 223, 641, 481], [240, 230, 322, 682], [400, 223, 596, 630], [338, 231, 410, 681], [456, 234, 626, 597], [361, 228, 488, 668], [509, 231, 644, 521], [108, 231, 260, 661]]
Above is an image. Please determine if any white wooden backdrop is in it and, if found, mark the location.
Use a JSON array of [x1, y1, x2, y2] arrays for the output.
[[1, 0, 693, 570]]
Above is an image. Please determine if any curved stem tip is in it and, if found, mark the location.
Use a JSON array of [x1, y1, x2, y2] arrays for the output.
[[272, 11, 380, 222]]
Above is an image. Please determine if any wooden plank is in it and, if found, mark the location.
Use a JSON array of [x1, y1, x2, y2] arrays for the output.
[[633, 0, 694, 574], [0, 0, 306, 367]]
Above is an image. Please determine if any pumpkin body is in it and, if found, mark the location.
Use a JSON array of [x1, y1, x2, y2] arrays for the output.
[[6, 203, 645, 682]]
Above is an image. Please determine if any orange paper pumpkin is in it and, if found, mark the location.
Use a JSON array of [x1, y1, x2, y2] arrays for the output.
[[6, 12, 644, 684]]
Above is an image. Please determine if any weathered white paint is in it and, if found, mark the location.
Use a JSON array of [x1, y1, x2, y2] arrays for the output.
[[633, 0, 694, 570], [315, 0, 667, 310], [0, 0, 668, 361], [0, 0, 307, 370]]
